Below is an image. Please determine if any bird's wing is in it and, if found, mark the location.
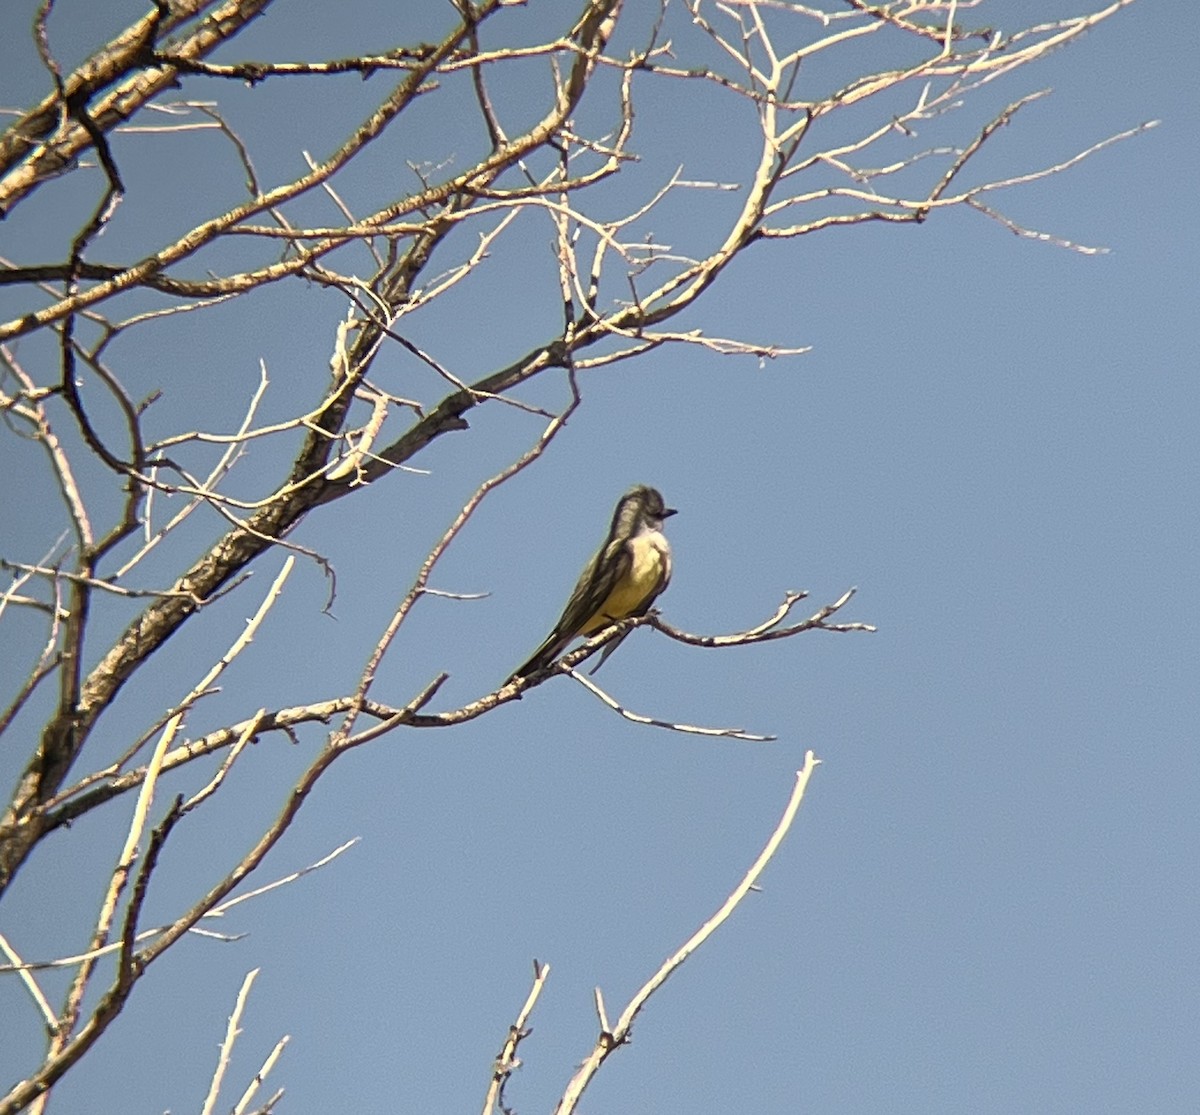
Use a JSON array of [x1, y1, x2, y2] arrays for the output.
[[586, 540, 669, 674], [505, 538, 631, 682], [567, 535, 633, 634]]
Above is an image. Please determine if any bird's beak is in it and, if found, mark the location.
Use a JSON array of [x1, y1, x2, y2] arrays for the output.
[[663, 507, 678, 518]]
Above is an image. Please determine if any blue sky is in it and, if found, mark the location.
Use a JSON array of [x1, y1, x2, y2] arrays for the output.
[[1, 2, 1196, 1112]]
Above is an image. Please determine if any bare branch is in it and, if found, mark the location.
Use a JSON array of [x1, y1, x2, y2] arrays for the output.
[[201, 969, 262, 1115], [483, 960, 551, 1115], [570, 670, 776, 741], [556, 756, 822, 1113]]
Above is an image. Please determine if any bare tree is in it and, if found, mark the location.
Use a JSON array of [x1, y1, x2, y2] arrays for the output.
[[0, 1, 1147, 1110]]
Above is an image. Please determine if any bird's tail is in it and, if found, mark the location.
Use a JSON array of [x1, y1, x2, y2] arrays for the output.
[[505, 633, 568, 686], [506, 627, 632, 686]]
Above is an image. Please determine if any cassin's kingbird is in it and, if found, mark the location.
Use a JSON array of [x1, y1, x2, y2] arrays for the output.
[[507, 485, 676, 683]]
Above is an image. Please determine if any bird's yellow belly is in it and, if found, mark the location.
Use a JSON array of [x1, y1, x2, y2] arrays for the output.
[[579, 536, 667, 635]]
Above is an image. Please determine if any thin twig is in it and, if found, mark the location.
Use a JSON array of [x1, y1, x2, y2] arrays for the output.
[[201, 969, 261, 1115], [556, 756, 821, 1114]]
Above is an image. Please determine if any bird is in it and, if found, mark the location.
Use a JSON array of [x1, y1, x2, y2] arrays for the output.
[[506, 485, 676, 683]]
